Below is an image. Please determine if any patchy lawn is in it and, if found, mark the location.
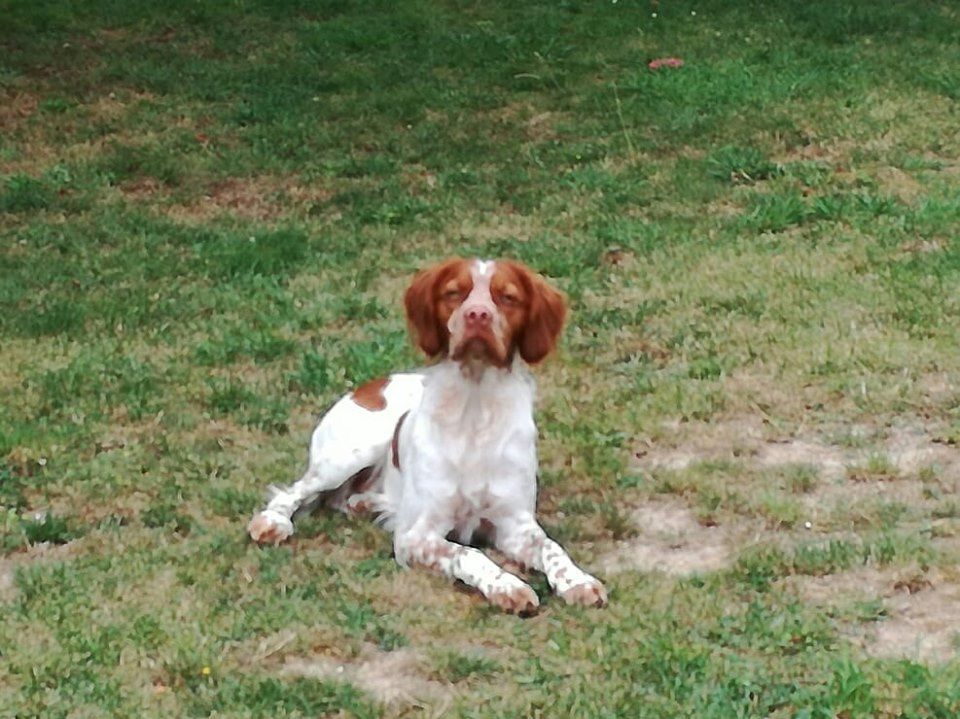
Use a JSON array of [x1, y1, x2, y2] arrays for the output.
[[2, 0, 960, 716]]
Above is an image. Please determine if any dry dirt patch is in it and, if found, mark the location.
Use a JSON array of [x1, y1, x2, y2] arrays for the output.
[[0, 558, 16, 602], [634, 414, 774, 473], [162, 176, 335, 223], [787, 567, 960, 663], [450, 211, 540, 243], [0, 541, 82, 602], [476, 101, 567, 142], [869, 581, 960, 663], [801, 478, 930, 529], [876, 166, 923, 205], [636, 417, 959, 482], [753, 438, 848, 480], [282, 645, 453, 711], [599, 498, 731, 576], [0, 90, 39, 131], [886, 425, 959, 476]]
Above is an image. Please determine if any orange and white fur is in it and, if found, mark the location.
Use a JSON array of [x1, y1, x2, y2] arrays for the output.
[[248, 258, 607, 614]]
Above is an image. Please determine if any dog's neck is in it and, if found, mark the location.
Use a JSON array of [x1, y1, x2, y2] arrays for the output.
[[458, 354, 505, 383], [423, 356, 535, 435], [427, 355, 533, 398]]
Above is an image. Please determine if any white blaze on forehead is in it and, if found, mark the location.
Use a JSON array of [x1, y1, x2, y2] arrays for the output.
[[472, 259, 495, 279], [468, 259, 496, 300]]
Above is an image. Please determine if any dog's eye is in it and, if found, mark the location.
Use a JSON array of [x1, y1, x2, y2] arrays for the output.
[[498, 293, 519, 306], [443, 289, 464, 301]]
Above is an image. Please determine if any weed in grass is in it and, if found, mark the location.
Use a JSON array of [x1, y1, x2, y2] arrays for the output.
[[141, 501, 192, 535], [351, 555, 395, 580], [846, 453, 900, 482], [432, 650, 500, 683], [96, 141, 184, 187], [0, 173, 55, 213], [791, 539, 863, 576], [205, 376, 289, 433], [598, 498, 636, 540], [2, 509, 78, 551], [197, 227, 309, 280], [193, 329, 296, 366], [687, 353, 725, 381], [932, 501, 960, 520], [20, 512, 77, 545], [32, 351, 163, 421], [851, 598, 889, 623], [286, 349, 334, 395], [96, 514, 128, 533], [616, 473, 646, 491], [782, 160, 833, 188], [917, 465, 939, 484], [341, 333, 413, 386], [699, 290, 768, 321], [0, 463, 27, 511], [336, 600, 407, 652], [24, 297, 88, 337], [740, 190, 810, 233], [707, 145, 781, 184], [208, 486, 259, 518], [736, 531, 932, 590], [756, 493, 804, 530], [706, 594, 834, 654], [783, 464, 821, 494], [330, 295, 388, 323], [205, 377, 257, 415]]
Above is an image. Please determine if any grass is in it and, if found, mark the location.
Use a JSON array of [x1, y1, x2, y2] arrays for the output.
[[2, 0, 960, 716]]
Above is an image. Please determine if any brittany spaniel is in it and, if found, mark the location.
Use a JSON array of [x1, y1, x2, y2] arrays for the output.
[[248, 258, 607, 614]]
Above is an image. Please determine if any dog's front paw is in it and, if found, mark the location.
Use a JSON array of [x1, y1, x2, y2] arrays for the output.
[[487, 581, 540, 616], [560, 578, 607, 608], [247, 510, 293, 545]]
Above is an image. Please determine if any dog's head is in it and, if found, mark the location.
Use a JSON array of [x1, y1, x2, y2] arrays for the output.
[[403, 258, 566, 369]]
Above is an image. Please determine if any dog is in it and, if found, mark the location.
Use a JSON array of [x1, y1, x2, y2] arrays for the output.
[[248, 257, 607, 614]]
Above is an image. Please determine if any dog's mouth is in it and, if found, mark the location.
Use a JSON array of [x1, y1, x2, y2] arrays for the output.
[[451, 332, 508, 367]]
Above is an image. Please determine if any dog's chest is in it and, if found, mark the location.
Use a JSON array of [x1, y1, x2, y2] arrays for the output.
[[417, 368, 537, 510]]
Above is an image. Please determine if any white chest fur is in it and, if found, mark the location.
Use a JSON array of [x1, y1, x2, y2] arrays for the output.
[[390, 359, 539, 535]]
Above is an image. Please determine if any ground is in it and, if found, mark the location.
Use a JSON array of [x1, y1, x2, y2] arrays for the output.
[[1, 1, 960, 717]]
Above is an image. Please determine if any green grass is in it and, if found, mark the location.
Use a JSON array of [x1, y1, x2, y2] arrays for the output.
[[3, 0, 960, 716]]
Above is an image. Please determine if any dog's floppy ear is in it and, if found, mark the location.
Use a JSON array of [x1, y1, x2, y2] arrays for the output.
[[404, 258, 464, 357], [513, 263, 567, 364]]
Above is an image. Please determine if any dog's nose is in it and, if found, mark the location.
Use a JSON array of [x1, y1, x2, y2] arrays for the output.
[[464, 304, 492, 327]]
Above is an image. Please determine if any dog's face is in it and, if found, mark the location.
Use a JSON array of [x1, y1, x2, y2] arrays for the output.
[[404, 258, 566, 367]]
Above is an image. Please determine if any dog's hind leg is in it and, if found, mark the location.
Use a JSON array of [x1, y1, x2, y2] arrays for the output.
[[247, 429, 385, 545], [247, 374, 424, 545]]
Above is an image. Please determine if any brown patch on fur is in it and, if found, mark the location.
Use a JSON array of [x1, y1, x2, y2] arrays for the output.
[[404, 258, 473, 357], [410, 541, 457, 572], [560, 581, 608, 607], [476, 518, 496, 545], [247, 513, 292, 545], [496, 261, 566, 364], [351, 377, 389, 411], [391, 411, 409, 470]]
